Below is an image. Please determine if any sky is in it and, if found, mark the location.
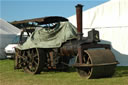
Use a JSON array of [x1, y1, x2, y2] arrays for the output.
[[0, 0, 109, 22]]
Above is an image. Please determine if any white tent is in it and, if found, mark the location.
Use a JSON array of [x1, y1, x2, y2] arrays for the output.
[[0, 19, 20, 59], [69, 0, 128, 66]]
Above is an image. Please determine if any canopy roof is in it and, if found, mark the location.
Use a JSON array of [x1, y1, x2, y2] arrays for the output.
[[11, 16, 68, 25]]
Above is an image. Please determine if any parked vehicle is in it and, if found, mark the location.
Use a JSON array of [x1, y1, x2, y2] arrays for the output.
[[5, 32, 29, 58]]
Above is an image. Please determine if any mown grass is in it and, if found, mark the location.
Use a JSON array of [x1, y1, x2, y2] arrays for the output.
[[0, 60, 128, 85]]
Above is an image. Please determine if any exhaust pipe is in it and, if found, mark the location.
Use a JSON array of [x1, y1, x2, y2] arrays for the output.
[[75, 4, 83, 40]]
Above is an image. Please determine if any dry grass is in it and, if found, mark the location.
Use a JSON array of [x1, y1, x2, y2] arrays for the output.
[[0, 60, 128, 85]]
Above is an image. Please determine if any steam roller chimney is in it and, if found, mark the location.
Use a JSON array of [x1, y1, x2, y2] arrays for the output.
[[75, 4, 83, 40]]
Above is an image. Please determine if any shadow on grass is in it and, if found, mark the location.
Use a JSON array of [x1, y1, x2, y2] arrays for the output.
[[113, 66, 128, 77], [42, 67, 76, 73]]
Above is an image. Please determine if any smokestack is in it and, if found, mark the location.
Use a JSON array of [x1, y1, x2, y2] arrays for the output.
[[75, 4, 83, 40]]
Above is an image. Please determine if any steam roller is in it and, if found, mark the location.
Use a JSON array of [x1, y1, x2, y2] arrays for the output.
[[13, 4, 118, 79]]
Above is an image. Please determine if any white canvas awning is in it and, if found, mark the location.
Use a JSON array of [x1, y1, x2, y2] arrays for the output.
[[68, 0, 128, 66], [0, 19, 20, 59]]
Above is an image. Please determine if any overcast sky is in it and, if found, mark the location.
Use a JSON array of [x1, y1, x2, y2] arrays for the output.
[[1, 0, 109, 22]]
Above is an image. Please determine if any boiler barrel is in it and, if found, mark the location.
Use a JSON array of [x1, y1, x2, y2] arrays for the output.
[[60, 43, 78, 57]]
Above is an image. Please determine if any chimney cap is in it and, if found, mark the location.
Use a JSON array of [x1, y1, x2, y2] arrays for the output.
[[75, 4, 83, 8]]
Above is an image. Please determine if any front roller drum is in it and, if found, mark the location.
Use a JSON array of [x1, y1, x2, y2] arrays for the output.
[[77, 49, 118, 79]]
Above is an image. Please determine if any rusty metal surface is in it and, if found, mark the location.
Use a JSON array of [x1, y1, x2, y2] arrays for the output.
[[76, 49, 117, 79], [59, 39, 111, 57], [49, 52, 54, 67], [74, 62, 118, 67], [15, 48, 46, 74], [85, 49, 116, 64], [78, 46, 83, 64], [76, 4, 83, 40], [59, 39, 78, 56], [81, 43, 111, 49], [15, 48, 22, 69], [11, 16, 68, 25], [60, 45, 76, 56]]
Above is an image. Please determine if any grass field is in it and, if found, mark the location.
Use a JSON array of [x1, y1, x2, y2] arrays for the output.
[[0, 60, 128, 85]]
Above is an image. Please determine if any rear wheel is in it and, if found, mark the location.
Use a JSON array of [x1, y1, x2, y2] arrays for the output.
[[15, 48, 22, 69], [23, 48, 46, 74]]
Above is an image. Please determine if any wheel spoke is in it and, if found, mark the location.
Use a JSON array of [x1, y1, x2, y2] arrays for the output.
[[27, 50, 31, 58], [33, 60, 38, 66], [86, 57, 89, 64], [22, 48, 44, 74], [77, 52, 92, 78]]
